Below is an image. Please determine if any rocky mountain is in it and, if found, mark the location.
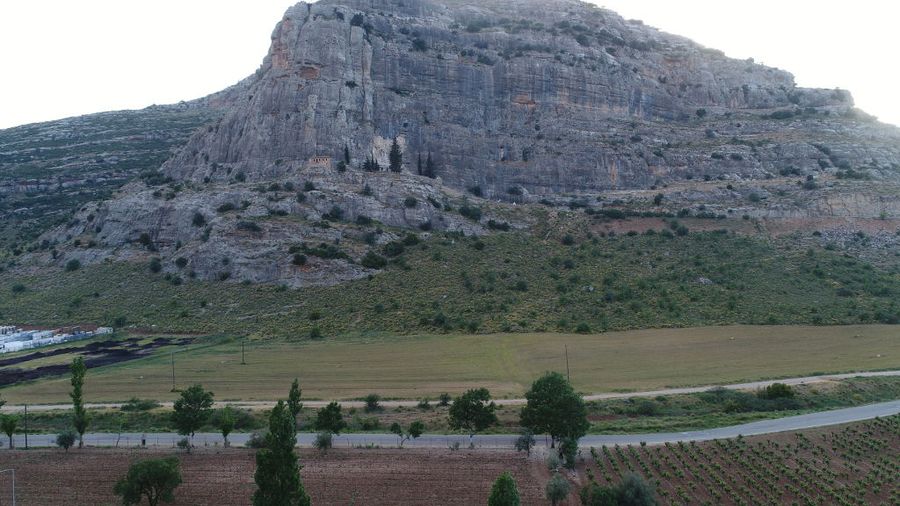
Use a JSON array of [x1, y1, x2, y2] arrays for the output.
[[162, 0, 900, 193], [10, 0, 900, 288]]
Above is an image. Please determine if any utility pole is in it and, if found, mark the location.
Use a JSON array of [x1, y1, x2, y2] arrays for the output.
[[23, 404, 27, 450], [0, 469, 14, 506], [241, 339, 246, 365], [565, 344, 570, 383], [171, 350, 176, 392]]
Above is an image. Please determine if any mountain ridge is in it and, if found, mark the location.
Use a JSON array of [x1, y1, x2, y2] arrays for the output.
[[3, 0, 899, 290]]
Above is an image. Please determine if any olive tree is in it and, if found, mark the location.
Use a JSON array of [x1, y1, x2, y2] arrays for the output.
[[113, 457, 182, 506]]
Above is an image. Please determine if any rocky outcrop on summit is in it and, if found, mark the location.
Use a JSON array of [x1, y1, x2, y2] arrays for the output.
[[161, 0, 900, 196]]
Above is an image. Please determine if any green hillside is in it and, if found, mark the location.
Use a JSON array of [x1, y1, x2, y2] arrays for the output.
[[1, 230, 898, 338]]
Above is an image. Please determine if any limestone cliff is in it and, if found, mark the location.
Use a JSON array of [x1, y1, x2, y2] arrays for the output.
[[161, 0, 899, 195]]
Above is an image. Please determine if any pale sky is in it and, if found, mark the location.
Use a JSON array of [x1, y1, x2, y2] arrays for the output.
[[0, 1, 898, 129]]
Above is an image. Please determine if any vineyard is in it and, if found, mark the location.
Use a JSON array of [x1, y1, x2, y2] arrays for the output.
[[586, 415, 900, 505]]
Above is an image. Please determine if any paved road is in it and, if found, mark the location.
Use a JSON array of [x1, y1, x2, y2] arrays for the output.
[[9, 400, 899, 450], [5, 370, 898, 413]]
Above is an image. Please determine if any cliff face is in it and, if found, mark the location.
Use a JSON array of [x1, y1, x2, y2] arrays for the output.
[[22, 0, 900, 287], [161, 0, 899, 196]]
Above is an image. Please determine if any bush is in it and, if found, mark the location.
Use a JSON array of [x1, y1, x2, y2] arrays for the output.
[[438, 393, 452, 407], [292, 254, 307, 266], [759, 382, 794, 400], [192, 212, 206, 227], [237, 221, 262, 233], [56, 430, 77, 452], [149, 258, 162, 273], [404, 197, 418, 208], [361, 251, 388, 269], [65, 259, 81, 272], [246, 431, 268, 449], [175, 257, 188, 269], [575, 322, 591, 334], [487, 220, 511, 231], [11, 283, 25, 294], [364, 393, 382, 413], [383, 241, 405, 257], [313, 431, 334, 453], [309, 327, 323, 339], [459, 204, 482, 221], [121, 398, 161, 412], [545, 473, 570, 505]]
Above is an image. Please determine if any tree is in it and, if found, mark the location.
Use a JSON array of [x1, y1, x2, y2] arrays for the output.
[[253, 400, 310, 506], [287, 379, 303, 422], [220, 406, 235, 447], [514, 430, 536, 457], [362, 156, 381, 172], [1, 415, 17, 449], [559, 437, 578, 469], [390, 420, 425, 448], [488, 471, 520, 506], [114, 457, 182, 506], [579, 483, 618, 506], [448, 388, 498, 438], [423, 152, 436, 178], [314, 401, 346, 434], [520, 372, 589, 447], [70, 356, 90, 448], [580, 474, 658, 506], [546, 473, 571, 506], [57, 430, 77, 452], [389, 137, 403, 173], [615, 473, 658, 506], [417, 154, 423, 176], [171, 384, 214, 451], [344, 144, 351, 164]]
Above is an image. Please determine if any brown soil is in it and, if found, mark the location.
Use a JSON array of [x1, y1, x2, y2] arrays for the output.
[[0, 448, 569, 506]]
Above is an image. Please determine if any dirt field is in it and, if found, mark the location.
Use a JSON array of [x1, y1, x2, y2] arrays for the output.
[[1, 324, 897, 404], [0, 447, 559, 506], [0, 417, 896, 505]]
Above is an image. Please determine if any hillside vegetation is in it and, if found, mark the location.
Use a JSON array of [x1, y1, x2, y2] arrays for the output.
[[1, 230, 899, 338], [0, 106, 218, 252]]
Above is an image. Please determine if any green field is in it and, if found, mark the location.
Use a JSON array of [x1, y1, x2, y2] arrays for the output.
[[2, 325, 897, 404]]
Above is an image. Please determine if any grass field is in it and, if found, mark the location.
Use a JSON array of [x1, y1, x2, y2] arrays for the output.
[[2, 324, 897, 404]]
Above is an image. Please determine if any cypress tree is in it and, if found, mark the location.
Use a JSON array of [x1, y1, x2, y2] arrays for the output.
[[70, 356, 90, 448], [253, 401, 310, 506], [389, 138, 403, 173], [424, 152, 436, 178]]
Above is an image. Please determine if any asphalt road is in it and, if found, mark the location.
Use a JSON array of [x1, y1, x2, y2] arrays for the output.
[[9, 400, 899, 450], [5, 370, 899, 413]]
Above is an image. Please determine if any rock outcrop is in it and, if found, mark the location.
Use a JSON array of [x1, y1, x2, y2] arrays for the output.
[[20, 0, 900, 287], [161, 0, 900, 196]]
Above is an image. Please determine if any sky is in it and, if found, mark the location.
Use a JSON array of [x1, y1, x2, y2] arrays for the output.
[[0, 0, 898, 129]]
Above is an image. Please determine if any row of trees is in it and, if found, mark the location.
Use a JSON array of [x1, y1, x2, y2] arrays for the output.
[[355, 139, 437, 178]]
